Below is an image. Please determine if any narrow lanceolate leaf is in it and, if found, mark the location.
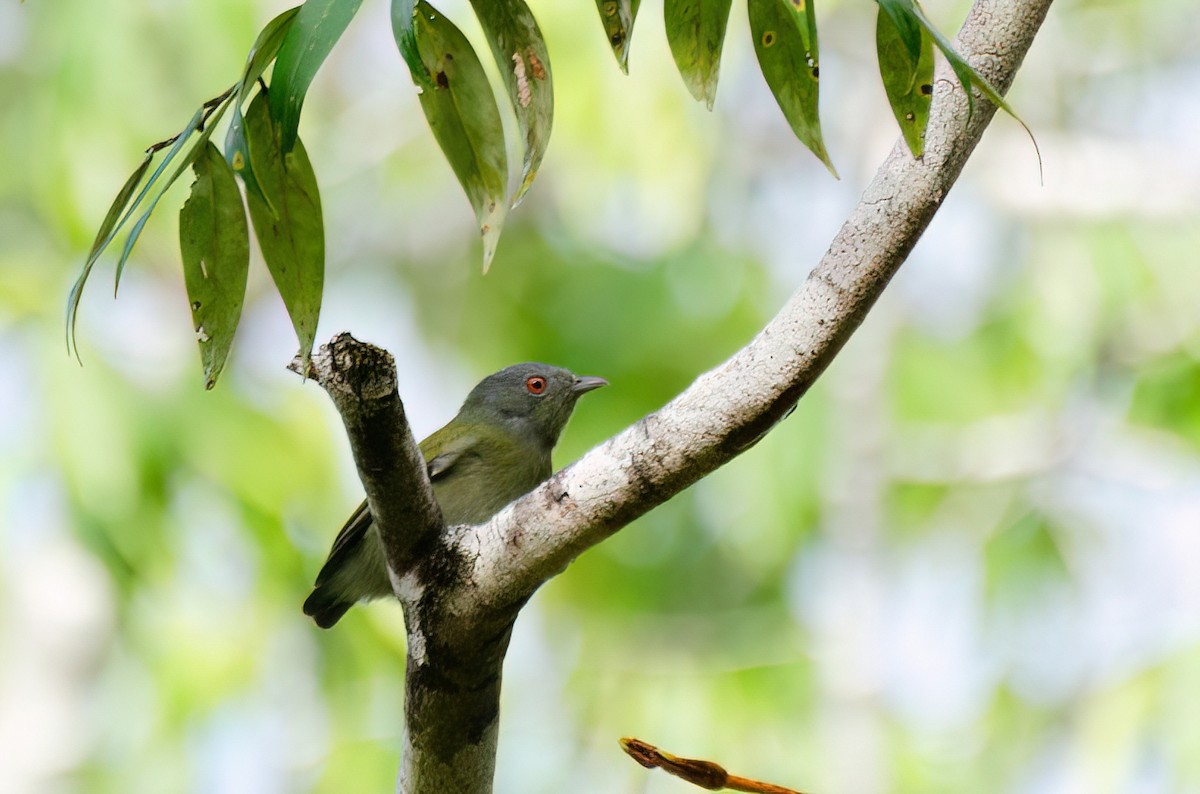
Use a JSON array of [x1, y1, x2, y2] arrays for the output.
[[876, 4, 933, 157], [467, 0, 552, 203], [179, 141, 250, 389], [269, 0, 364, 153], [66, 151, 152, 356], [665, 0, 733, 109], [113, 93, 236, 295], [237, 6, 302, 102], [393, 0, 508, 270], [594, 0, 641, 74], [243, 91, 325, 360], [749, 0, 838, 177]]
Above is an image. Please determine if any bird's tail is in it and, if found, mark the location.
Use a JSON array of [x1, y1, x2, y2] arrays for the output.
[[304, 502, 387, 629], [303, 586, 353, 629]]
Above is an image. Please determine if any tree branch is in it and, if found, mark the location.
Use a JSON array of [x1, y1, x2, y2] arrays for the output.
[[304, 1, 1055, 792], [290, 333, 443, 576]]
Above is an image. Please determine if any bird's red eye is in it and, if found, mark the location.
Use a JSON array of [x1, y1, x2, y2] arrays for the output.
[[526, 376, 547, 395]]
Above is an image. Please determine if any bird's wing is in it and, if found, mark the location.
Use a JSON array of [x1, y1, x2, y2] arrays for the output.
[[423, 430, 479, 482], [317, 432, 479, 582], [315, 500, 373, 585]]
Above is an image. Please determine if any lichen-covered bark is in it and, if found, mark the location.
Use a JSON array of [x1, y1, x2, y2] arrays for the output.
[[302, 2, 1056, 792]]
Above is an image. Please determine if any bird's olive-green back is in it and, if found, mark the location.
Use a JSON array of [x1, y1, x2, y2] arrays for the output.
[[420, 420, 552, 525]]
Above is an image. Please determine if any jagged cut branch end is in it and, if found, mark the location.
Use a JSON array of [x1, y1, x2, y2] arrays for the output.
[[287, 331, 398, 403]]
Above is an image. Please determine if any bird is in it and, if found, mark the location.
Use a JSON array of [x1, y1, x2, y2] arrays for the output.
[[303, 363, 607, 628]]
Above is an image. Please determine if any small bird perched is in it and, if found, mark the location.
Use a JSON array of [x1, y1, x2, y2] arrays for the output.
[[304, 363, 607, 628]]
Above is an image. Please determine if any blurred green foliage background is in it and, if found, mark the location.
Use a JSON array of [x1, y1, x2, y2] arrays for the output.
[[2, 0, 1198, 792]]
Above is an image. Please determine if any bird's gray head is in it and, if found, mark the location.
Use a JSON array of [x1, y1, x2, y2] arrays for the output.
[[461, 363, 607, 447]]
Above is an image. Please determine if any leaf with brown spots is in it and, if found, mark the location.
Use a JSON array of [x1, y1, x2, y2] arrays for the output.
[[876, 1, 934, 157], [593, 0, 641, 73], [749, 0, 837, 176], [467, 0, 553, 204], [393, 0, 508, 270]]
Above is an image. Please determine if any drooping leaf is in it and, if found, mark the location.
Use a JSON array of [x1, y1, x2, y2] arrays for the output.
[[748, 0, 837, 176], [113, 93, 236, 294], [593, 0, 641, 73], [665, 0, 733, 109], [393, 0, 508, 270], [466, 0, 552, 203], [269, 0, 364, 154], [179, 141, 250, 389], [228, 10, 302, 219], [68, 10, 304, 361], [237, 6, 302, 102], [876, 4, 933, 157], [243, 91, 325, 361], [85, 153, 154, 270], [90, 105, 206, 302], [66, 151, 152, 356]]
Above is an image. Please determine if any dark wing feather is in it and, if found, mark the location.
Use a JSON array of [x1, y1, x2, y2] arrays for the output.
[[313, 500, 373, 586], [313, 438, 473, 585]]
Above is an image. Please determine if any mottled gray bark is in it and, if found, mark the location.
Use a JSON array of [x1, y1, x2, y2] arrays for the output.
[[302, 1, 1055, 791]]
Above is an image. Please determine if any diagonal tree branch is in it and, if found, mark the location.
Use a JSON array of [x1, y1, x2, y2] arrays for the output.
[[460, 0, 1054, 614], [303, 1, 1055, 792]]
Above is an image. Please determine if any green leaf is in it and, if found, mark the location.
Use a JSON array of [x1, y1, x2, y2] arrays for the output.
[[466, 0, 553, 203], [876, 0, 922, 62], [594, 0, 641, 74], [179, 141, 250, 389], [665, 0, 733, 109], [68, 8, 301, 361], [905, 1, 1010, 123], [66, 151, 152, 357], [906, 0, 1041, 175], [237, 6, 302, 103], [243, 91, 325, 360], [113, 93, 236, 295], [393, 0, 508, 270], [748, 0, 837, 177], [269, 0, 364, 154], [228, 9, 303, 218], [876, 4, 933, 157]]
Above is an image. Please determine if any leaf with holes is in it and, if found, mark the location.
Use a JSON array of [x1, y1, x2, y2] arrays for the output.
[[243, 91, 324, 360], [749, 0, 837, 177], [466, 0, 552, 203], [877, 3, 933, 157], [269, 0, 364, 153], [593, 0, 641, 74], [179, 141, 250, 389], [393, 0, 508, 270], [665, 0, 733, 109]]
